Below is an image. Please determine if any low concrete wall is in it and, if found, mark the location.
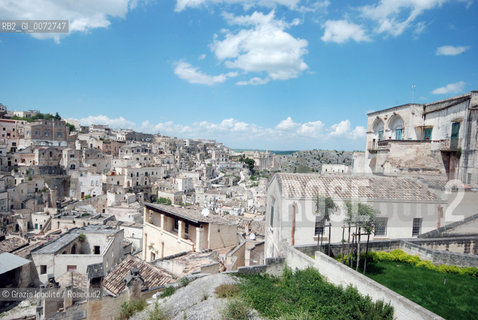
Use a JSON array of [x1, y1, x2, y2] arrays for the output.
[[305, 237, 478, 267], [297, 240, 402, 257], [419, 213, 478, 238], [410, 237, 478, 255], [234, 257, 284, 277], [286, 246, 444, 320], [401, 241, 478, 267]]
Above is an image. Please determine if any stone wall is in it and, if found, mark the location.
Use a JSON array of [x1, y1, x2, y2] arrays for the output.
[[232, 257, 284, 277], [301, 237, 478, 267], [401, 240, 478, 267]]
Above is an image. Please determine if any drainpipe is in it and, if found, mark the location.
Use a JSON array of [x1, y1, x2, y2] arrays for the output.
[[438, 205, 443, 229], [291, 205, 296, 246]]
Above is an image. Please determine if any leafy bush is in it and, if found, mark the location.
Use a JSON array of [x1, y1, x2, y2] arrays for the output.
[[160, 286, 175, 298], [215, 284, 241, 298], [120, 298, 147, 319], [179, 277, 190, 287], [338, 250, 478, 277], [237, 267, 393, 320], [157, 197, 172, 205], [221, 299, 251, 320], [416, 260, 436, 271]]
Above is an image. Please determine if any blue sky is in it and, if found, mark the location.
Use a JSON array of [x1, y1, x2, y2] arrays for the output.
[[0, 0, 477, 150]]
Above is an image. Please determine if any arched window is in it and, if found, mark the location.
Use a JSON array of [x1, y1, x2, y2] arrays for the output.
[[372, 118, 385, 141], [388, 115, 404, 140]]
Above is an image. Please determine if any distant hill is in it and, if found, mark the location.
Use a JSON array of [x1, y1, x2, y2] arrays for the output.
[[278, 149, 354, 173], [231, 149, 297, 155]]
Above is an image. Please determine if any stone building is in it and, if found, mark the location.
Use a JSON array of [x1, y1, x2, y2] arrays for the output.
[[265, 173, 443, 258], [31, 225, 124, 285], [142, 203, 239, 262], [23, 119, 70, 147], [359, 91, 478, 186], [0, 119, 25, 153]]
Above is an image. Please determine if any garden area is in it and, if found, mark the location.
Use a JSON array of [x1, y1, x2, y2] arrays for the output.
[[338, 250, 478, 320], [219, 267, 394, 320]]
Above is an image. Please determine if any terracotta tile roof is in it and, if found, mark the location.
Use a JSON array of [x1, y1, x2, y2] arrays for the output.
[[103, 255, 176, 296], [154, 250, 222, 277], [275, 173, 438, 202]]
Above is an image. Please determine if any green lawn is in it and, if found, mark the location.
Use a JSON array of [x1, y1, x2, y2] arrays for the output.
[[365, 261, 478, 320]]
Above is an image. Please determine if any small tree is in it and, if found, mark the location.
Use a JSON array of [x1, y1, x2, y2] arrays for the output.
[[345, 201, 377, 271], [316, 196, 336, 254], [239, 155, 255, 174]]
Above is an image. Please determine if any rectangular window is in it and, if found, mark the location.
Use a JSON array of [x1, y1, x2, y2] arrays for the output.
[[94, 246, 101, 254], [314, 216, 324, 236], [67, 265, 77, 272], [378, 130, 384, 141], [173, 219, 179, 232], [40, 265, 47, 274], [412, 218, 422, 237], [374, 218, 388, 236], [184, 223, 189, 236], [151, 252, 156, 261], [451, 122, 460, 150], [424, 127, 433, 140], [464, 242, 471, 254], [395, 128, 403, 140], [270, 206, 274, 227]]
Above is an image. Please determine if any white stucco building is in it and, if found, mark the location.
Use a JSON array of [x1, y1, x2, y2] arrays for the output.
[[31, 225, 124, 285], [265, 173, 444, 258]]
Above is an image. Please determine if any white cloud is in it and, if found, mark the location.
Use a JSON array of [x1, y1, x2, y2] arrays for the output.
[[436, 45, 470, 56], [360, 0, 448, 37], [176, 0, 206, 12], [175, 0, 303, 12], [211, 11, 308, 82], [431, 81, 466, 95], [329, 120, 351, 136], [78, 115, 136, 129], [236, 77, 270, 85], [174, 61, 238, 85], [76, 115, 365, 148], [321, 20, 370, 44], [413, 21, 427, 38], [0, 0, 139, 42], [296, 120, 324, 137], [276, 117, 299, 130], [329, 120, 366, 139]]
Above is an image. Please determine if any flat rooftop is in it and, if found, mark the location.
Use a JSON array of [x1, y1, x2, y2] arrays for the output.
[[32, 225, 117, 255]]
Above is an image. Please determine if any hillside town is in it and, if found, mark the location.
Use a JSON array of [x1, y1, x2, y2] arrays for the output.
[[0, 90, 477, 320]]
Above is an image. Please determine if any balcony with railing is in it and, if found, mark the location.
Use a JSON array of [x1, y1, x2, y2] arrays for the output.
[[368, 139, 438, 153], [434, 138, 462, 152]]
